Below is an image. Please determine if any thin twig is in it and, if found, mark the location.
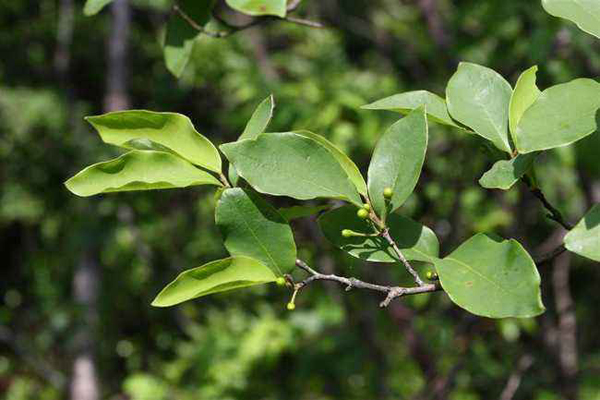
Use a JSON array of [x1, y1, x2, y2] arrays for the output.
[[499, 354, 534, 400], [294, 259, 440, 307], [534, 244, 567, 265], [380, 228, 425, 286], [528, 186, 573, 230], [218, 172, 231, 188], [173, 5, 231, 38]]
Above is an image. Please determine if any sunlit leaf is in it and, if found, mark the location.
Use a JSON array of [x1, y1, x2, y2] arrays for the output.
[[564, 204, 600, 262], [225, 0, 286, 17], [367, 108, 428, 221], [220, 132, 363, 206], [542, 0, 600, 39], [86, 110, 222, 172], [479, 153, 538, 190], [65, 150, 222, 197], [446, 62, 513, 153], [515, 78, 600, 153], [362, 90, 459, 127], [215, 188, 297, 275], [83, 0, 113, 16], [436, 233, 545, 318], [319, 205, 439, 263], [151, 256, 277, 307], [509, 66, 541, 141]]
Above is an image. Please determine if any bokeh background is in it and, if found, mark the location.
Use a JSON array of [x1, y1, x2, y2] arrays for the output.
[[1, 0, 600, 399]]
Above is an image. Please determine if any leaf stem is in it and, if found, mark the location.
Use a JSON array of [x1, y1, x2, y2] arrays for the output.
[[380, 228, 426, 286]]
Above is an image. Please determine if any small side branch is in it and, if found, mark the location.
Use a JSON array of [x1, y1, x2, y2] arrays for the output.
[[499, 354, 534, 400], [380, 228, 425, 286], [294, 259, 440, 308], [529, 186, 573, 230]]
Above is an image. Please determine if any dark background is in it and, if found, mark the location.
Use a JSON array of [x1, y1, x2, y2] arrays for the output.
[[1, 0, 599, 399]]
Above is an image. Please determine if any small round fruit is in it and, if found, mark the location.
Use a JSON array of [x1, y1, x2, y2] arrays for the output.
[[286, 302, 296, 311], [362, 203, 371, 211], [357, 208, 369, 219], [342, 229, 354, 238], [275, 277, 286, 286], [426, 271, 439, 280], [383, 187, 394, 199]]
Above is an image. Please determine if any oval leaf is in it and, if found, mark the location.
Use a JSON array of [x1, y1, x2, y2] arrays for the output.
[[362, 90, 459, 127], [436, 233, 545, 318], [446, 62, 513, 153], [151, 256, 277, 307], [83, 0, 113, 16], [65, 150, 222, 197], [564, 204, 600, 262], [164, 0, 215, 77], [542, 0, 600, 39], [225, 0, 286, 17], [278, 205, 330, 221], [479, 153, 538, 190], [215, 188, 297, 275], [220, 132, 363, 206], [229, 95, 275, 186], [319, 205, 439, 263], [515, 78, 600, 153], [509, 66, 541, 141], [294, 130, 367, 196], [367, 108, 428, 221]]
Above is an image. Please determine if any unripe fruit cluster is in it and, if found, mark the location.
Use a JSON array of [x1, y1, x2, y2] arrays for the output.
[[357, 208, 369, 219]]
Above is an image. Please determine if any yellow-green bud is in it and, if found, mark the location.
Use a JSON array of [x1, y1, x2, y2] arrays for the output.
[[362, 203, 371, 211], [342, 229, 354, 238], [426, 271, 439, 281], [275, 277, 286, 286], [286, 302, 296, 311], [383, 187, 393, 199], [357, 208, 369, 219]]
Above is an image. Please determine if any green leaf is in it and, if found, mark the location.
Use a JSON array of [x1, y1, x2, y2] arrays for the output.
[[164, 0, 215, 77], [436, 233, 545, 318], [361, 90, 459, 127], [83, 0, 113, 16], [220, 132, 363, 206], [446, 62, 513, 153], [509, 66, 541, 142], [367, 108, 428, 221], [479, 153, 538, 190], [542, 0, 600, 39], [225, 0, 287, 17], [564, 204, 600, 262], [86, 110, 222, 173], [229, 95, 275, 186], [151, 256, 277, 307], [278, 205, 330, 221], [515, 78, 600, 153], [294, 130, 368, 196], [215, 188, 297, 275], [318, 205, 439, 263], [65, 150, 222, 197]]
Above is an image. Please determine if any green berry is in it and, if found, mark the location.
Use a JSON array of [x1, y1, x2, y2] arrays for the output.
[[362, 203, 371, 211], [275, 277, 286, 286], [342, 229, 354, 238], [383, 187, 393, 199], [286, 302, 296, 311], [426, 271, 439, 281], [357, 208, 369, 219]]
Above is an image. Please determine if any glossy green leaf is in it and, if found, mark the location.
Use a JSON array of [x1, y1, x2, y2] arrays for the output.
[[86, 110, 222, 172], [542, 0, 600, 39], [319, 205, 439, 263], [564, 204, 600, 262], [215, 188, 297, 275], [83, 0, 113, 16], [229, 95, 275, 186], [294, 130, 367, 196], [367, 108, 428, 221], [65, 150, 222, 197], [446, 62, 513, 153], [361, 90, 459, 127], [220, 132, 363, 206], [278, 205, 330, 221], [515, 78, 600, 153], [509, 66, 541, 140], [479, 153, 538, 190], [225, 0, 286, 17], [164, 0, 215, 77], [436, 233, 545, 318], [151, 256, 277, 307]]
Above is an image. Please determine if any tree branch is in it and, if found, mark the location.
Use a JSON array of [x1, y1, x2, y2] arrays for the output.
[[294, 259, 440, 307], [527, 184, 573, 230], [380, 228, 425, 286], [499, 354, 534, 400]]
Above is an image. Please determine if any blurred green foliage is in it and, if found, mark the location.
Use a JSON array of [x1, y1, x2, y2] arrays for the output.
[[1, 0, 600, 399]]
